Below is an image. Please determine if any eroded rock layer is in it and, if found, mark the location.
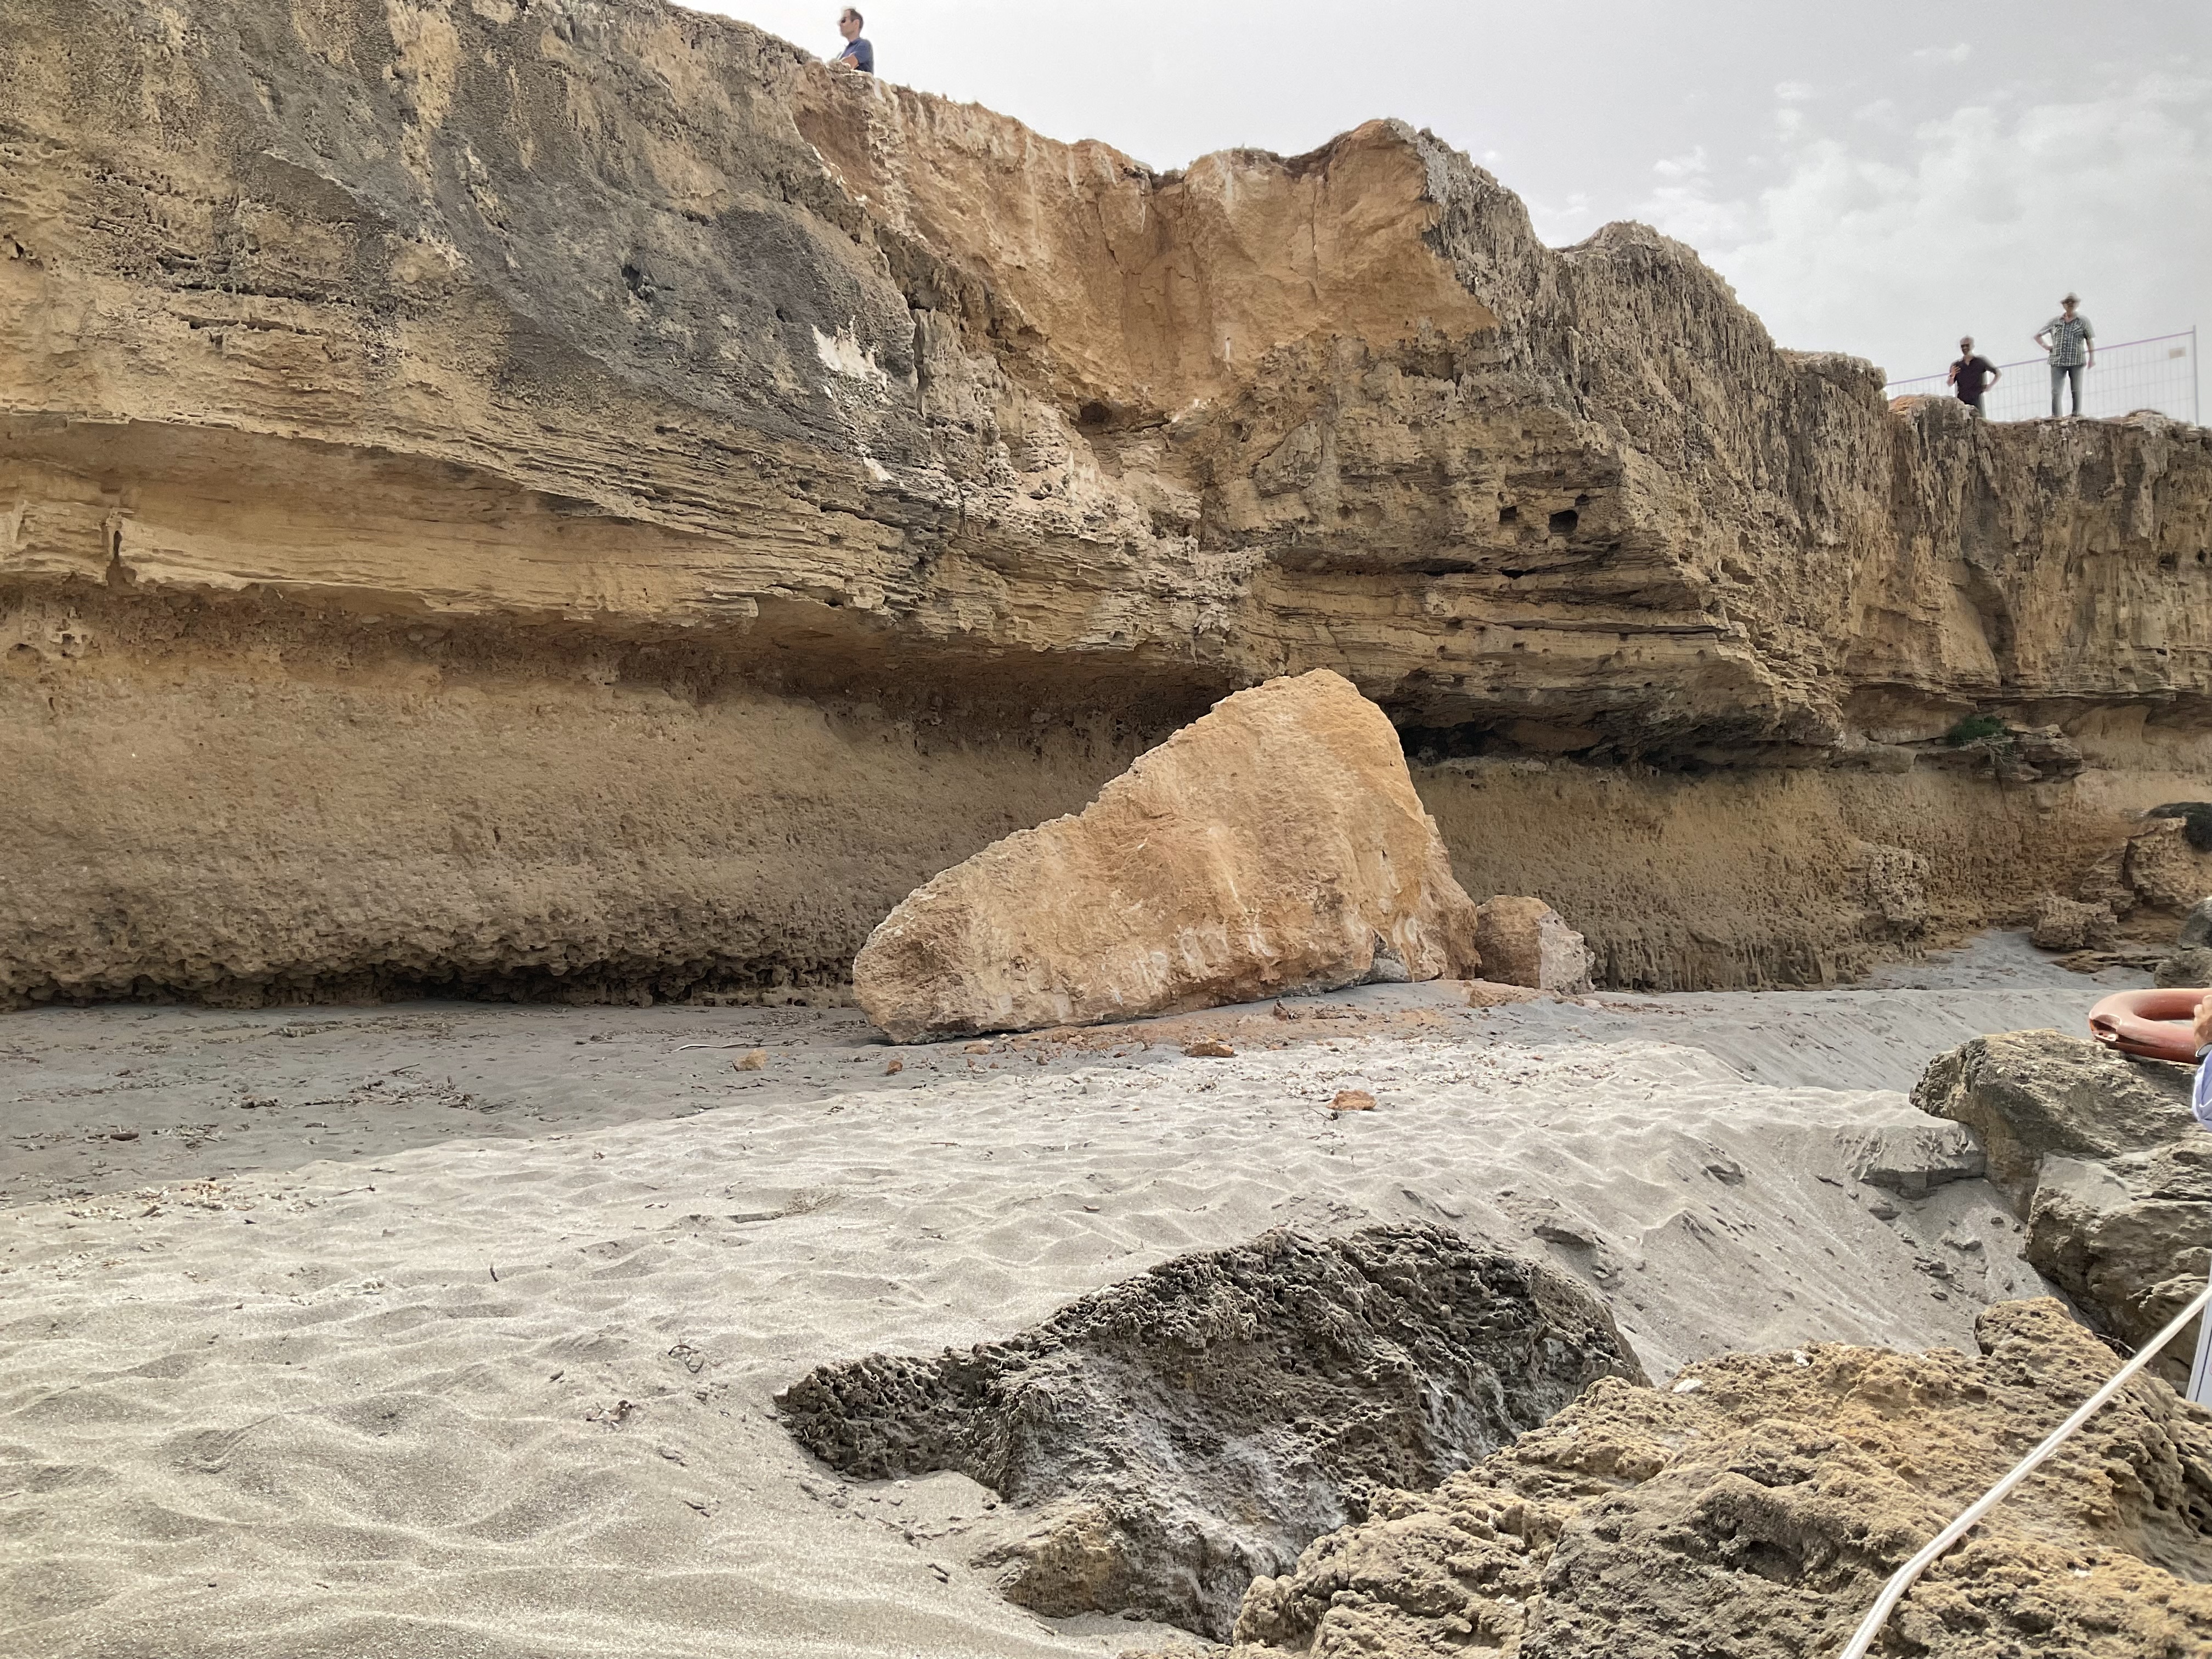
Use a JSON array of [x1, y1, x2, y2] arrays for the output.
[[1916, 1030, 2210, 1387], [776, 1224, 1643, 1637], [4, 0, 2211, 1002], [1224, 1299, 2212, 1659]]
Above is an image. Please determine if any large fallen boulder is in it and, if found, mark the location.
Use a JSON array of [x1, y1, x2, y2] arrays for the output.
[[851, 671, 1482, 1041], [1224, 1299, 2212, 1658], [775, 1223, 1643, 1637], [1473, 895, 1595, 992], [1914, 1030, 2210, 1386]]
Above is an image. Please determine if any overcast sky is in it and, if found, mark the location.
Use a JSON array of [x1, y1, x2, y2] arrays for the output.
[[698, 2, 2209, 390]]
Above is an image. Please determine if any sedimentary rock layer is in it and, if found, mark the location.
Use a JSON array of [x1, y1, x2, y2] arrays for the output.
[[4, 0, 2210, 1002], [1226, 1299, 2212, 1658]]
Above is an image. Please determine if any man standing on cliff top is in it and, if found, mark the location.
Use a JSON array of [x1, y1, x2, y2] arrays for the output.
[[2035, 294, 2095, 417], [1946, 337, 2001, 417], [832, 8, 873, 74]]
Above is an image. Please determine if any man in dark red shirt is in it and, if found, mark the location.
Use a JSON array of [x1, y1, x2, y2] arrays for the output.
[[1946, 337, 2001, 416]]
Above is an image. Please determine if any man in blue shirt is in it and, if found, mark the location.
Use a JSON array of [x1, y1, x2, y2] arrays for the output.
[[833, 8, 873, 74]]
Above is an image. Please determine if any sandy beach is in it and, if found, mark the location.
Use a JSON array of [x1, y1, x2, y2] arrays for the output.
[[0, 934, 2136, 1658]]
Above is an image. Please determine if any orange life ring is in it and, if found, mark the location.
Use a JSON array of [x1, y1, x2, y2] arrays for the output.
[[2088, 988, 2208, 1064]]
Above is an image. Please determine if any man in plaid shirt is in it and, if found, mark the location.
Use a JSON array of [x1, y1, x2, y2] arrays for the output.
[[2035, 294, 2095, 417]]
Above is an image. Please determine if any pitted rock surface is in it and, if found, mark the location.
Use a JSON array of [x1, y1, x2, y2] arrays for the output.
[[1916, 1030, 2210, 1386], [775, 1223, 1644, 1636], [1225, 1299, 2212, 1659]]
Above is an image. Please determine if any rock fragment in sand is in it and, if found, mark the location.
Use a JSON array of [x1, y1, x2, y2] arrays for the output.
[[1329, 1089, 1376, 1112], [733, 1048, 767, 1071], [775, 1223, 1642, 1637], [1183, 1039, 1237, 1058], [1837, 1120, 1985, 1195], [1464, 979, 1545, 1009], [851, 672, 1483, 1042], [2028, 892, 2119, 952], [1228, 1299, 2212, 1658], [1915, 1030, 2208, 1385], [1471, 896, 1594, 993]]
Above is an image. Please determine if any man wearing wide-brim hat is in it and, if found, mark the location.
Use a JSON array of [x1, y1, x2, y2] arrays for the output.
[[2035, 293, 2095, 417]]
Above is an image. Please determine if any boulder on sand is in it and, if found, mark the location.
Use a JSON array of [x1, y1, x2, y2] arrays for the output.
[[2028, 892, 2119, 952], [1914, 1030, 2210, 1386], [852, 671, 1482, 1042], [1474, 895, 1595, 992]]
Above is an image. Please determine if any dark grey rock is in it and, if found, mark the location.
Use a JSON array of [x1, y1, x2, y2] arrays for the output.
[[2179, 897, 2212, 951], [1913, 1031, 2192, 1203], [1914, 1030, 2208, 1385], [2154, 945, 2212, 989], [775, 1223, 1644, 1637]]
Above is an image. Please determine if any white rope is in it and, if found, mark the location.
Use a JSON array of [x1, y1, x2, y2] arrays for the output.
[[1836, 1284, 2212, 1659]]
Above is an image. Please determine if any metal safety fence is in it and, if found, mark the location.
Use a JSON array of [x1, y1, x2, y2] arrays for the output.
[[1885, 328, 2199, 425]]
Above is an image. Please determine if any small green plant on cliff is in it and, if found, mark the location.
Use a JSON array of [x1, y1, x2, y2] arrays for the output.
[[1943, 714, 2009, 747]]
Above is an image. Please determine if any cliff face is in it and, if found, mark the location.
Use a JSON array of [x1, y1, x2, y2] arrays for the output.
[[4, 0, 2210, 1005]]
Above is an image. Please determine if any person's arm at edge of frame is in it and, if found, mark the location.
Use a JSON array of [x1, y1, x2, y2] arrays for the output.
[[2192, 992, 2212, 1058]]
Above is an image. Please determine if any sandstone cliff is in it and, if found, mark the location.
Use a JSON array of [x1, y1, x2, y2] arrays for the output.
[[4, 0, 2209, 1004]]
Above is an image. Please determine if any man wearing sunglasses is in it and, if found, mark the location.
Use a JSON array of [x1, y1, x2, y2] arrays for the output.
[[1946, 336, 2001, 417], [832, 9, 873, 74]]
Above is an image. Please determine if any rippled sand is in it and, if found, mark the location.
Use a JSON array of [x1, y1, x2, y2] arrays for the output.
[[2, 948, 2119, 1657]]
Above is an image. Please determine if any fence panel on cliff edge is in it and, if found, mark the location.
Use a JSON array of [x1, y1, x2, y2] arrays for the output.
[[1885, 329, 2199, 425]]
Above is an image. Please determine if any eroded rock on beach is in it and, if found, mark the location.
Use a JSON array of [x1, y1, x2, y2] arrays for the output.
[[1916, 1031, 2210, 1386], [851, 672, 1483, 1041], [2029, 893, 2119, 953], [1226, 1299, 2212, 1659], [1472, 896, 1595, 993], [775, 1223, 1643, 1637]]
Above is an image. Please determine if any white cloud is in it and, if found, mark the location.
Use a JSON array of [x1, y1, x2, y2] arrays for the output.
[[1652, 145, 1710, 180], [1635, 72, 2212, 385], [1774, 80, 1816, 102], [1910, 42, 1973, 65], [1524, 189, 1598, 244]]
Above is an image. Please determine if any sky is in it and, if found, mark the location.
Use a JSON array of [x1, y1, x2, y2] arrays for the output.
[[697, 2, 2211, 391]]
